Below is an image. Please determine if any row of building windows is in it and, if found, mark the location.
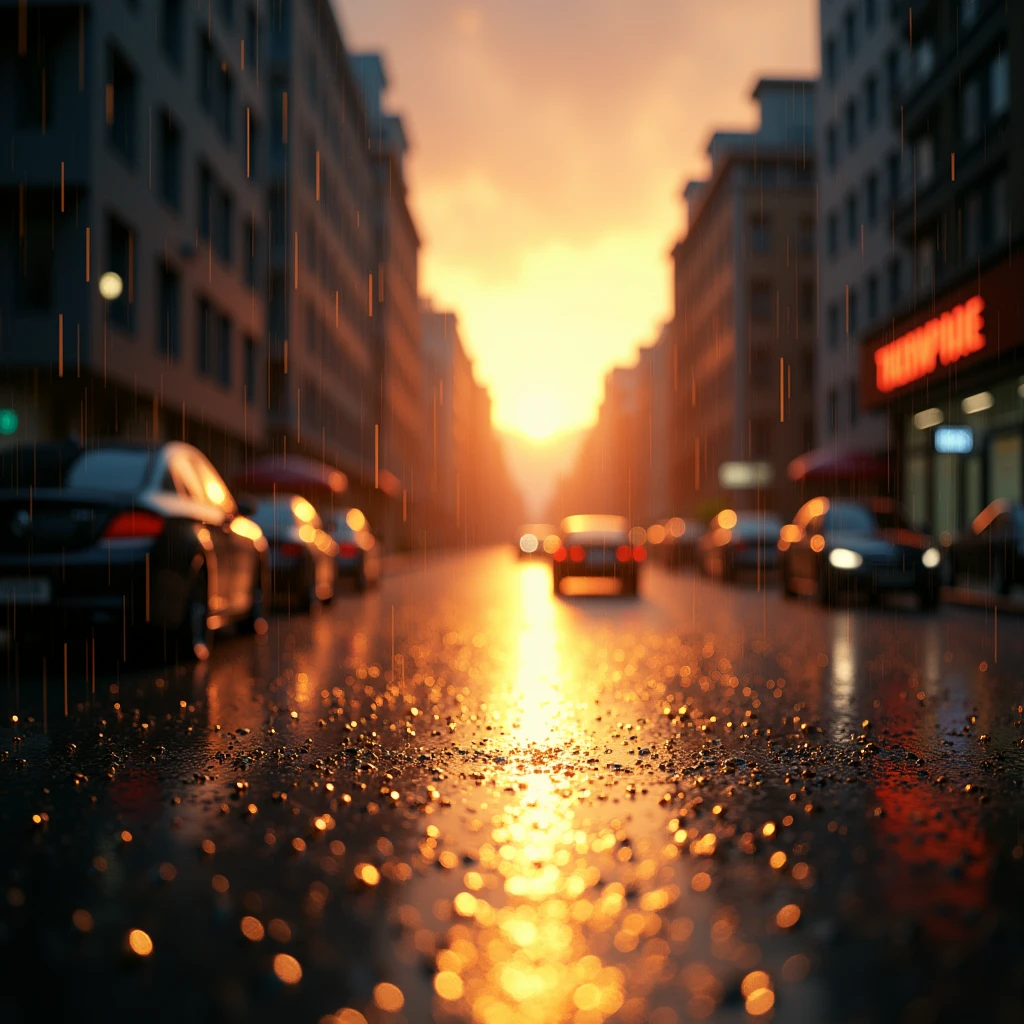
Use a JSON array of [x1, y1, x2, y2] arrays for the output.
[[825, 152, 906, 258], [826, 379, 861, 435], [824, 65, 892, 170], [750, 280, 816, 326], [825, 260, 904, 350], [158, 0, 259, 80], [823, 1, 906, 87]]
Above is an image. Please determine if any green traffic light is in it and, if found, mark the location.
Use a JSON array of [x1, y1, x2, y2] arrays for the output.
[[0, 409, 18, 435]]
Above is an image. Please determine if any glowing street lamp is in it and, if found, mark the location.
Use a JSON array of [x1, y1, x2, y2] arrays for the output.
[[98, 271, 124, 301]]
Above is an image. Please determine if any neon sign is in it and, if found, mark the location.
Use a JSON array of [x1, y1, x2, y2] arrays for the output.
[[874, 295, 986, 393]]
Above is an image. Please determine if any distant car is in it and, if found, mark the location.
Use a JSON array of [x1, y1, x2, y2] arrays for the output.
[[330, 508, 381, 592], [517, 523, 559, 559], [660, 517, 704, 569], [948, 500, 1024, 594], [552, 514, 645, 597], [0, 440, 267, 658], [779, 497, 941, 609], [249, 494, 338, 611], [698, 510, 781, 581]]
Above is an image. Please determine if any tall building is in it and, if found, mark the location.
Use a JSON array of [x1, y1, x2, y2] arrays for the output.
[[264, 0, 377, 504], [671, 79, 817, 519], [351, 53, 422, 550], [0, 0, 267, 473], [860, 0, 1023, 536], [815, 0, 912, 470]]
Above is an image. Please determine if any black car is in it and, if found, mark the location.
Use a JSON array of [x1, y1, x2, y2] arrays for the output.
[[698, 510, 781, 581], [553, 515, 644, 597], [779, 497, 941, 609], [249, 494, 338, 611], [330, 508, 381, 592], [0, 440, 267, 658], [948, 500, 1024, 594]]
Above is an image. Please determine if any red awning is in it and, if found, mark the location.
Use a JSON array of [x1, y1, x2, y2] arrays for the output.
[[235, 455, 347, 496], [787, 448, 891, 483]]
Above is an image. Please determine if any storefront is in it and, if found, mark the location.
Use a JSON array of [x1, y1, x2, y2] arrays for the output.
[[861, 259, 1024, 540]]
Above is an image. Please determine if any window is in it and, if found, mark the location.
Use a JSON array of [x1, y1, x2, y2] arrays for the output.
[[961, 76, 981, 145], [162, 0, 184, 66], [915, 135, 935, 189], [888, 151, 901, 203], [844, 8, 856, 58], [158, 264, 180, 361], [750, 281, 773, 324], [845, 98, 858, 149], [917, 239, 935, 293], [16, 194, 53, 310], [802, 349, 814, 387], [798, 215, 815, 254], [888, 257, 902, 306], [107, 216, 134, 330], [865, 75, 878, 127], [197, 299, 211, 375], [306, 300, 317, 351], [827, 212, 839, 258], [828, 302, 840, 349], [865, 0, 878, 30], [244, 110, 258, 179], [750, 214, 771, 254], [828, 387, 839, 435], [990, 52, 1010, 120], [849, 380, 859, 427], [217, 315, 232, 388], [217, 65, 234, 141], [848, 288, 860, 335], [199, 33, 214, 111], [159, 111, 182, 210], [991, 173, 1008, 248], [244, 217, 258, 288], [245, 6, 259, 76], [107, 45, 137, 163], [271, 80, 287, 153], [215, 188, 233, 264], [198, 164, 212, 241], [825, 122, 838, 170], [845, 193, 859, 246], [824, 36, 838, 86], [244, 336, 257, 398], [218, 0, 234, 27], [799, 280, 816, 323], [961, 0, 981, 28], [965, 189, 982, 260], [15, 54, 52, 130], [867, 273, 879, 321], [886, 48, 900, 103], [866, 172, 879, 225]]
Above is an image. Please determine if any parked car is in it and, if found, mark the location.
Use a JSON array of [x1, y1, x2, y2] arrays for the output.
[[661, 517, 704, 569], [948, 500, 1024, 594], [517, 523, 559, 559], [0, 440, 267, 658], [779, 497, 941, 609], [553, 514, 645, 597], [330, 508, 381, 592], [249, 494, 338, 611], [698, 509, 781, 581]]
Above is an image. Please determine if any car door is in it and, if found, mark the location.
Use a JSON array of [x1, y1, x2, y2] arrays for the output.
[[182, 452, 242, 617]]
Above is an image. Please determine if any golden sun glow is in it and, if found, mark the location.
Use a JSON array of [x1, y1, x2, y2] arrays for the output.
[[508, 393, 565, 441]]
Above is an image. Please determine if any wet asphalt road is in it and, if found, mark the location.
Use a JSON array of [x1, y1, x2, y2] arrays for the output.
[[1, 548, 1023, 1024]]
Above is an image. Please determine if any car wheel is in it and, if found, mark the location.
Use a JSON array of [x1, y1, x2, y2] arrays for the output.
[[179, 567, 213, 661]]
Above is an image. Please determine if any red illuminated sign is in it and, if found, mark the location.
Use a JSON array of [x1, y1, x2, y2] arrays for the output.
[[874, 295, 986, 393]]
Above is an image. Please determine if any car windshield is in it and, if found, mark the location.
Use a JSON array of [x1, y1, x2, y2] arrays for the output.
[[826, 504, 878, 534], [250, 498, 297, 533], [64, 449, 154, 492], [733, 514, 782, 539]]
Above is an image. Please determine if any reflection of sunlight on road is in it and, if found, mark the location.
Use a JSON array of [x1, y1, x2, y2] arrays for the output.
[[829, 617, 857, 740]]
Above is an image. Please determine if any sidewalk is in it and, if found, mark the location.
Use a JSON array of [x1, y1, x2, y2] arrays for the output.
[[940, 585, 1024, 615]]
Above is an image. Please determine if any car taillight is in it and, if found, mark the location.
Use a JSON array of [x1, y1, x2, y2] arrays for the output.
[[553, 546, 568, 562], [632, 545, 647, 562], [569, 545, 586, 563], [616, 545, 632, 562], [338, 543, 359, 558], [101, 510, 165, 539], [278, 542, 304, 558]]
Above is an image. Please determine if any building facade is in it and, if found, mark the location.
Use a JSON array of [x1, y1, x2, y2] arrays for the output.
[[671, 79, 817, 519], [264, 0, 377, 503], [860, 0, 1023, 537], [816, 0, 912, 465], [0, 0, 267, 474]]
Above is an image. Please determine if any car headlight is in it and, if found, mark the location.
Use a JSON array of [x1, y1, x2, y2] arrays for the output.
[[519, 534, 538, 554], [828, 548, 864, 570], [921, 547, 941, 569]]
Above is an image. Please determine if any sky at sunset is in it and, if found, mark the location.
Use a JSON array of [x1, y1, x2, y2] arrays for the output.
[[340, 1, 820, 440]]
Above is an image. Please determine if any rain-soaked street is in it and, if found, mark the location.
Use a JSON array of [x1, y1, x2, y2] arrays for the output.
[[2, 549, 1023, 1024]]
